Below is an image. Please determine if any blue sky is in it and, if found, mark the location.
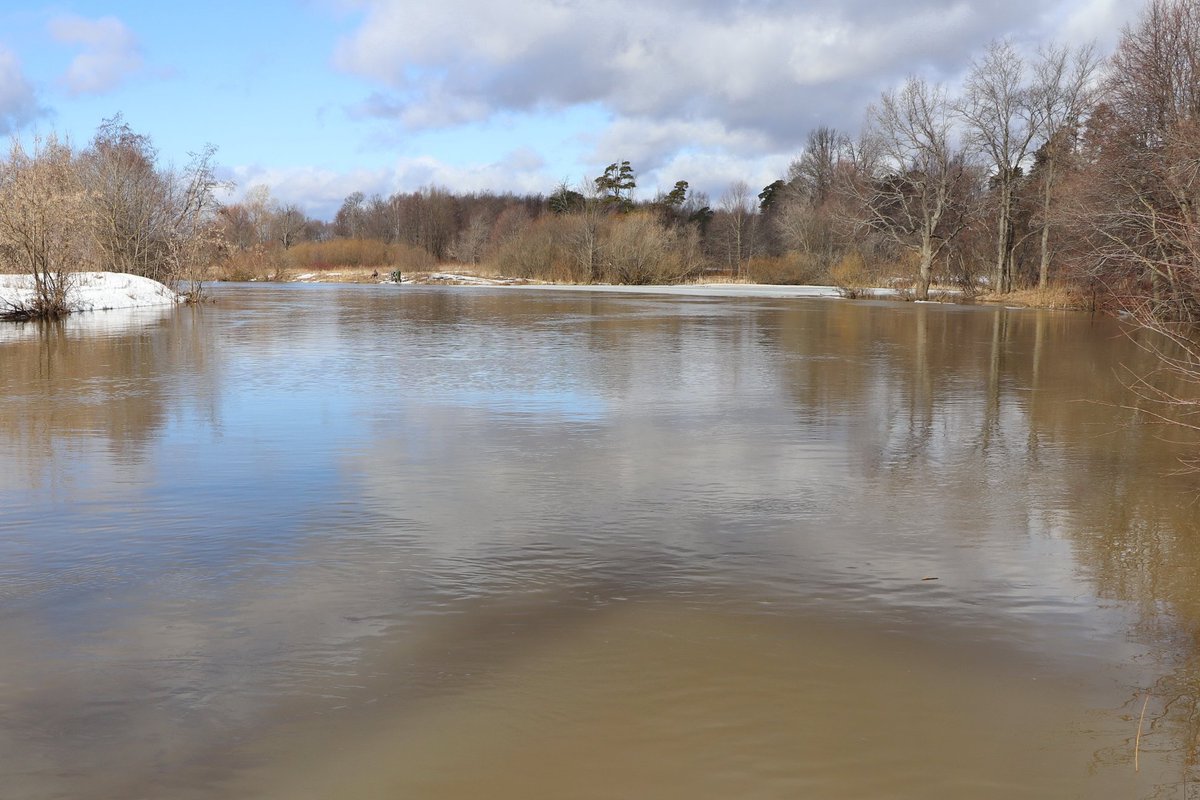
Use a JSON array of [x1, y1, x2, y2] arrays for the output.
[[0, 0, 1139, 219]]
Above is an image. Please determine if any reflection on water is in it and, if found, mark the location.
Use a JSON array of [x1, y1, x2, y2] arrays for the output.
[[2, 284, 1199, 798]]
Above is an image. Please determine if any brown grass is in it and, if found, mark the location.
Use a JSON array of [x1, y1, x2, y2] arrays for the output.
[[977, 285, 1093, 310], [283, 239, 436, 272], [744, 254, 825, 285], [213, 239, 442, 282]]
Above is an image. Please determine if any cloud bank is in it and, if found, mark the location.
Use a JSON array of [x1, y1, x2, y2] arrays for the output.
[[340, 1, 1130, 151], [321, 0, 1144, 199]]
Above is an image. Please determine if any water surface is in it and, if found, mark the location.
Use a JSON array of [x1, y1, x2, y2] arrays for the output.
[[2, 284, 1199, 799]]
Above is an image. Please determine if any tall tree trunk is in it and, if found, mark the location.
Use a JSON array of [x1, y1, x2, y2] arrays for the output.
[[995, 179, 1013, 293], [1038, 158, 1056, 290], [918, 236, 933, 300]]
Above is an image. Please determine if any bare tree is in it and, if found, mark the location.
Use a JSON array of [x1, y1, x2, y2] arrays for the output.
[[777, 127, 861, 273], [448, 212, 493, 265], [334, 191, 366, 238], [163, 144, 227, 298], [416, 186, 458, 259], [604, 213, 677, 284], [958, 39, 1041, 293], [789, 126, 851, 205], [1072, 0, 1200, 320], [79, 117, 226, 295], [81, 116, 171, 281], [271, 203, 309, 250], [242, 185, 275, 245], [1030, 42, 1100, 288], [563, 179, 606, 282], [0, 135, 89, 318], [716, 180, 755, 276], [860, 76, 974, 299], [1108, 0, 1200, 140]]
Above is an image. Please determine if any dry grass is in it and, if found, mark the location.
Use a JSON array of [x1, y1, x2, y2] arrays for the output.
[[977, 285, 1093, 310], [284, 239, 437, 272], [290, 266, 386, 283], [744, 254, 826, 285], [213, 239, 443, 282], [284, 266, 540, 286]]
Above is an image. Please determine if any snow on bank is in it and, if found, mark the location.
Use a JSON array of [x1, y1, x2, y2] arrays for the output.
[[510, 282, 900, 300], [0, 272, 180, 314], [405, 272, 532, 286]]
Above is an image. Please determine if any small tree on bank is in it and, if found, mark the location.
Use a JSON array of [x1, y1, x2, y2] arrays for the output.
[[0, 136, 89, 319], [162, 144, 226, 298]]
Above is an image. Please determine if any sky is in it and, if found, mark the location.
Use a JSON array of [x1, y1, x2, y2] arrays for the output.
[[0, 0, 1141, 219]]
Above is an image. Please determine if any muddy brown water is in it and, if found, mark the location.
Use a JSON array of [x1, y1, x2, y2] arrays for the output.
[[3, 284, 1200, 799]]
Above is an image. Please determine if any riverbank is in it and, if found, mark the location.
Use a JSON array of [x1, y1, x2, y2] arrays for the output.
[[0, 269, 1086, 313], [282, 268, 1096, 308]]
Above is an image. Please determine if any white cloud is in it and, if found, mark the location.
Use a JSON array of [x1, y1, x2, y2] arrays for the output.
[[229, 149, 556, 218], [49, 15, 144, 96], [0, 47, 46, 133], [644, 151, 794, 205], [1058, 0, 1141, 48], [225, 165, 394, 218], [333, 0, 1079, 142], [329, 0, 1132, 197], [593, 118, 774, 173]]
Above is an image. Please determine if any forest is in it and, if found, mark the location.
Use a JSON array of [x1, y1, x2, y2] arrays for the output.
[[2, 0, 1200, 327]]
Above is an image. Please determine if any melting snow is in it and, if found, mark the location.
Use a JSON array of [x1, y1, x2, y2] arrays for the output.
[[0, 272, 180, 315]]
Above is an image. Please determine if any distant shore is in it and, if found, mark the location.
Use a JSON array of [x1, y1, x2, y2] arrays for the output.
[[276, 268, 1089, 310]]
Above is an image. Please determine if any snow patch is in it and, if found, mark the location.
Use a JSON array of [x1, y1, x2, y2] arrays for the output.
[[0, 272, 181, 315], [512, 283, 899, 299]]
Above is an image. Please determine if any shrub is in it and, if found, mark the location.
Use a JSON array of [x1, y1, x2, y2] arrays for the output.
[[213, 243, 286, 282], [0, 135, 89, 319], [745, 253, 824, 285], [600, 212, 695, 284], [830, 250, 871, 296], [494, 217, 569, 280]]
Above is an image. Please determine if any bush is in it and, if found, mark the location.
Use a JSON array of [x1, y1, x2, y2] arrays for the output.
[[282, 239, 436, 272], [600, 212, 696, 284], [493, 217, 570, 280], [213, 244, 286, 282], [830, 250, 871, 295], [745, 253, 824, 285], [0, 272, 76, 321]]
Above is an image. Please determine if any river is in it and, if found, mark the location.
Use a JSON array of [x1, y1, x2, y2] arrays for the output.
[[2, 283, 1198, 798]]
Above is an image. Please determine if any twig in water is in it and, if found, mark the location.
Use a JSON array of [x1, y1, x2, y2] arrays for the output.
[[1136, 693, 1150, 772]]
